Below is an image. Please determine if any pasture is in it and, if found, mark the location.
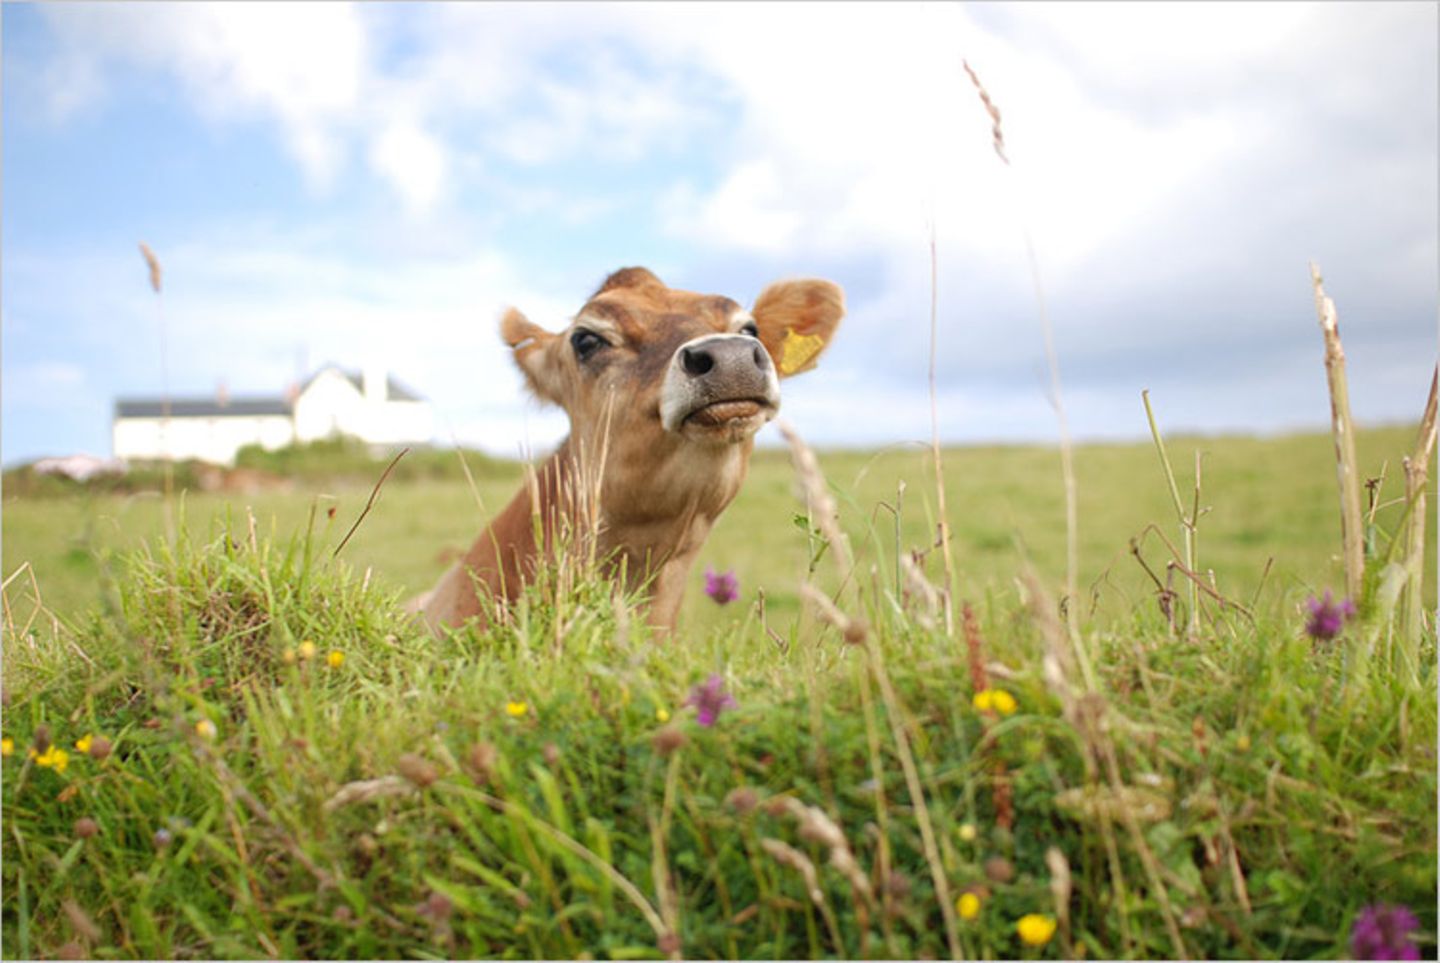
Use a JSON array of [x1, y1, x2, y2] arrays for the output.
[[2, 424, 1435, 959]]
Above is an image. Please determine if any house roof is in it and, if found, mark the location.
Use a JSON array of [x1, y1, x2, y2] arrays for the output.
[[114, 398, 292, 419], [113, 367, 427, 421], [302, 366, 425, 402]]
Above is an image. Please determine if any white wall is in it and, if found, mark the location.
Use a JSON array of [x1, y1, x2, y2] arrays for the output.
[[113, 366, 436, 463], [112, 415, 294, 465], [294, 369, 365, 443], [294, 368, 434, 446]]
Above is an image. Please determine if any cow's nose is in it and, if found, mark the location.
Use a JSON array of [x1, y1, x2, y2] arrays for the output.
[[680, 338, 769, 380]]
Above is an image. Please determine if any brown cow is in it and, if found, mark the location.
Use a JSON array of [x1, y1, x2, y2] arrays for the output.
[[415, 267, 843, 634]]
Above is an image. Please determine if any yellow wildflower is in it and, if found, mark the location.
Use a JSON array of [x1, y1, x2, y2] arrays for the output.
[[958, 822, 978, 842], [34, 746, 70, 774], [1, 737, 12, 757], [656, 707, 671, 723], [195, 719, 218, 741], [973, 688, 1018, 716], [75, 734, 94, 754], [957, 892, 982, 920], [1235, 733, 1251, 752], [282, 648, 297, 665], [298, 640, 317, 660], [506, 701, 528, 718], [326, 650, 345, 669], [1017, 913, 1057, 947]]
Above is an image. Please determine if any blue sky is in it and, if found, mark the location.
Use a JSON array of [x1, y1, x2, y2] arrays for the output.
[[3, 2, 1436, 466]]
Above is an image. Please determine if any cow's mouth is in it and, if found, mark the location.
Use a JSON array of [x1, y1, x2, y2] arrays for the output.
[[682, 397, 775, 430]]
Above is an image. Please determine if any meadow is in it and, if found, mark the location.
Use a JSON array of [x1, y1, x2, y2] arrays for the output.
[[1, 422, 1435, 959]]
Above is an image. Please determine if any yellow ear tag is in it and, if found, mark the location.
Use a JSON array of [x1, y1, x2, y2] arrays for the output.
[[778, 328, 825, 375]]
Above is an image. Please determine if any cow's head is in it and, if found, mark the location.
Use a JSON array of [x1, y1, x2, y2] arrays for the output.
[[500, 267, 843, 519]]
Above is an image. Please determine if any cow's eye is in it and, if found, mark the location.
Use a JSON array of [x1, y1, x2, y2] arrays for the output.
[[740, 321, 760, 339], [570, 329, 606, 362]]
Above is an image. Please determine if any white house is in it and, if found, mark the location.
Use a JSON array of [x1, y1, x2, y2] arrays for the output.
[[112, 364, 434, 465]]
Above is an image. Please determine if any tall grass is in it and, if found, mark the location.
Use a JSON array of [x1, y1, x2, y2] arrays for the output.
[[3, 411, 1433, 959]]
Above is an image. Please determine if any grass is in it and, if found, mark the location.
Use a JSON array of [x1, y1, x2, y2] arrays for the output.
[[1, 424, 1435, 959]]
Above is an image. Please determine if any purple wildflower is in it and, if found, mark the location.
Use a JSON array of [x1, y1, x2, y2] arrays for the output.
[[704, 567, 740, 605], [684, 674, 737, 727], [1306, 590, 1357, 642], [1351, 904, 1420, 960]]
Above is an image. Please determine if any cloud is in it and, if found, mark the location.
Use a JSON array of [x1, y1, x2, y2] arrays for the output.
[[368, 122, 448, 216], [5, 2, 1433, 466], [38, 3, 366, 187]]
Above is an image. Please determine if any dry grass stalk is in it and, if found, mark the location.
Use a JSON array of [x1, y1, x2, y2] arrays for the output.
[[139, 240, 175, 542], [323, 775, 415, 812], [760, 838, 846, 954], [1400, 366, 1438, 644], [650, 750, 685, 961], [138, 241, 163, 293], [777, 419, 852, 576], [962, 60, 1008, 165], [1309, 262, 1366, 601], [928, 226, 957, 636], [61, 899, 102, 945], [1045, 847, 1074, 957], [1021, 568, 1079, 725], [900, 551, 942, 630], [782, 798, 875, 905], [960, 601, 989, 692], [1142, 390, 1201, 635], [333, 448, 409, 558], [783, 420, 962, 960], [963, 62, 1084, 655]]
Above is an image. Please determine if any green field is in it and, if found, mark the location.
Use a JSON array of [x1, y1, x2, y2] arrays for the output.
[[5, 426, 1434, 632], [2, 424, 1435, 959]]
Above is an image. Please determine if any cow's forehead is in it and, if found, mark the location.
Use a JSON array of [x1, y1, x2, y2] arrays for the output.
[[578, 286, 744, 341]]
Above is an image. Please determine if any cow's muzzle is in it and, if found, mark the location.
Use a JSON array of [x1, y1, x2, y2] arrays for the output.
[[659, 334, 780, 438]]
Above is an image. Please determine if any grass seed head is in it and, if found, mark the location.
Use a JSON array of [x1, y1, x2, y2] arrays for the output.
[[651, 725, 687, 756], [466, 742, 499, 783], [725, 786, 760, 814], [984, 856, 1015, 883], [396, 753, 439, 788]]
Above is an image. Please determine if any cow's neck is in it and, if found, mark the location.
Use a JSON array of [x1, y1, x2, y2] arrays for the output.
[[447, 433, 749, 629]]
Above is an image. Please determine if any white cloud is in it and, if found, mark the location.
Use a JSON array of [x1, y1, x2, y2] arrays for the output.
[[39, 3, 367, 187], [368, 122, 448, 216]]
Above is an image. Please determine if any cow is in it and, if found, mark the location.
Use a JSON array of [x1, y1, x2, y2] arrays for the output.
[[415, 267, 843, 635]]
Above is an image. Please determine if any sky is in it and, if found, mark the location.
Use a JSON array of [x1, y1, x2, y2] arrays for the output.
[[2, 1, 1436, 466]]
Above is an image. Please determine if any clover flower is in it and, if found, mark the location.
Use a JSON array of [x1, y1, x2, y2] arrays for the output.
[[1351, 903, 1420, 960], [195, 719, 217, 741], [684, 674, 737, 727], [326, 650, 345, 669], [505, 701, 528, 718], [1017, 913, 1057, 947], [297, 640, 317, 660], [704, 567, 740, 604], [75, 734, 94, 754], [1, 737, 12, 757], [957, 891, 982, 920], [1306, 591, 1356, 642]]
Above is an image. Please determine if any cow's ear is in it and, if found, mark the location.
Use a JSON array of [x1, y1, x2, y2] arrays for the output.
[[751, 279, 844, 378], [501, 308, 566, 405]]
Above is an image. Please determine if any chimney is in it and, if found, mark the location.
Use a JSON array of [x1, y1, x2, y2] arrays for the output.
[[364, 363, 386, 404]]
